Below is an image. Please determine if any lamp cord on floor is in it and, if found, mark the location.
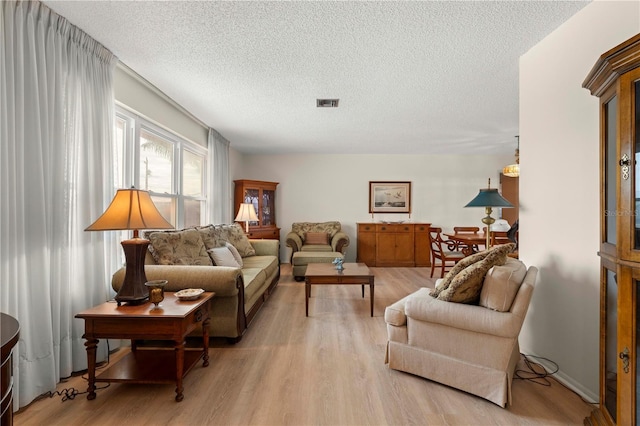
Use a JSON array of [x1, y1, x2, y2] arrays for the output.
[[514, 353, 558, 386], [35, 341, 112, 403]]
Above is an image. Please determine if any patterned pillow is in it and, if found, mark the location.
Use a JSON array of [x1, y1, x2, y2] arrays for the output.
[[430, 250, 491, 298], [224, 223, 256, 257], [148, 228, 212, 266], [207, 246, 242, 268], [437, 243, 515, 304], [305, 232, 329, 245]]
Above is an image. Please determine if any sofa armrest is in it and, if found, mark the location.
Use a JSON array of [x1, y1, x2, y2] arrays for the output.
[[250, 239, 279, 257], [331, 231, 350, 254], [405, 294, 524, 339], [286, 232, 302, 253], [112, 265, 243, 298]]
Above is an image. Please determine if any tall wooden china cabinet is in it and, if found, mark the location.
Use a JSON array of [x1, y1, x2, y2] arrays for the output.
[[233, 180, 279, 239], [583, 33, 640, 426]]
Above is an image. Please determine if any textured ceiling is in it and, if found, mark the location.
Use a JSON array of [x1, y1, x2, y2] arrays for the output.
[[44, 1, 590, 155]]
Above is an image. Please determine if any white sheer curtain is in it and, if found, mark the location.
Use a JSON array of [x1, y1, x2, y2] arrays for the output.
[[1, 1, 119, 409], [208, 128, 231, 224]]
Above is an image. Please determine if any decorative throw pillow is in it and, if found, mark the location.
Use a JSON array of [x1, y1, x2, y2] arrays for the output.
[[225, 242, 243, 267], [225, 223, 256, 257], [479, 257, 527, 312], [429, 250, 492, 298], [305, 232, 329, 245], [148, 228, 212, 266], [207, 246, 242, 268], [437, 243, 515, 304]]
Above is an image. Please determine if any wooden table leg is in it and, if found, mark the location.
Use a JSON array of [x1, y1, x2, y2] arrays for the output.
[[84, 337, 98, 400], [361, 285, 364, 298], [174, 339, 185, 402], [202, 315, 210, 368], [305, 280, 310, 316], [370, 281, 375, 317]]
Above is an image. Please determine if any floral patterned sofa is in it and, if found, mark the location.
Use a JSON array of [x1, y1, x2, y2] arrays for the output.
[[111, 223, 280, 342]]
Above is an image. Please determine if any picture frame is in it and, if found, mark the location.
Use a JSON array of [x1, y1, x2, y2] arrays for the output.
[[369, 181, 411, 214]]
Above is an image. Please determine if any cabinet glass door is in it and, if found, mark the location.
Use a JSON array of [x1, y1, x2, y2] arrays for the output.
[[605, 267, 618, 423], [244, 189, 260, 226], [605, 95, 617, 246], [621, 69, 640, 259], [262, 189, 275, 226]]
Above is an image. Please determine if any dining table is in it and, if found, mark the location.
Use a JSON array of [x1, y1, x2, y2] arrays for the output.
[[444, 232, 511, 256]]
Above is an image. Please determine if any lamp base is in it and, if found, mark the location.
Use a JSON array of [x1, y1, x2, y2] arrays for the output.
[[115, 238, 150, 306]]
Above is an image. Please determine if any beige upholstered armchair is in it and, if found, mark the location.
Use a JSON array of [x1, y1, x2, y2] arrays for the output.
[[385, 256, 537, 408], [285, 221, 350, 261]]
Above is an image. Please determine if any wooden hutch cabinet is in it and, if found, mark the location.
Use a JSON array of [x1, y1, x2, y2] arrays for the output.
[[356, 223, 431, 267], [583, 33, 640, 426], [233, 180, 279, 239]]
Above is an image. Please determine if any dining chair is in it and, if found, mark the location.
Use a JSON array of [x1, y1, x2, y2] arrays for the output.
[[451, 226, 481, 252], [429, 227, 466, 278]]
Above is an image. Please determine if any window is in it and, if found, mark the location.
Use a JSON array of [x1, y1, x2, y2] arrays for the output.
[[115, 106, 207, 229]]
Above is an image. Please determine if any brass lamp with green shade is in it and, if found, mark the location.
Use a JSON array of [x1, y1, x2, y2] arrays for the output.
[[464, 178, 514, 249], [85, 188, 174, 306]]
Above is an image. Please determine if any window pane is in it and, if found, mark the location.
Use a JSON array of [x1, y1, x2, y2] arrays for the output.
[[114, 117, 126, 189], [150, 196, 176, 227], [183, 150, 203, 197], [184, 199, 204, 228], [140, 129, 174, 194]]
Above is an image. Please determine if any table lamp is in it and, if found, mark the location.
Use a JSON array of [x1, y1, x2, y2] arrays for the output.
[[464, 178, 514, 249], [235, 203, 258, 233], [85, 188, 174, 305]]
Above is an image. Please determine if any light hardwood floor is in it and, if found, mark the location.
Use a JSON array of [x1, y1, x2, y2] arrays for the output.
[[15, 264, 594, 425]]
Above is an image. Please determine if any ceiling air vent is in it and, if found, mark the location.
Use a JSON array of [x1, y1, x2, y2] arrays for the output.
[[316, 99, 339, 108]]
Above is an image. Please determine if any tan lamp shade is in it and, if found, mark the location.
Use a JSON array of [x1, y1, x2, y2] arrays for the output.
[[235, 203, 258, 233], [85, 188, 173, 233]]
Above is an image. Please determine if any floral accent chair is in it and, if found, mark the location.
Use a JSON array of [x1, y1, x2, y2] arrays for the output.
[[285, 221, 350, 262]]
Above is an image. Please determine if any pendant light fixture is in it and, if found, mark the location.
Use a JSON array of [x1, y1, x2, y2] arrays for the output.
[[502, 136, 520, 178]]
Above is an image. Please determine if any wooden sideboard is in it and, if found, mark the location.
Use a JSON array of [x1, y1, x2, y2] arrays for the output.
[[357, 223, 431, 267]]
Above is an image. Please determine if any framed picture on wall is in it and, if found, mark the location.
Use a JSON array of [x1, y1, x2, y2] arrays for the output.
[[369, 181, 411, 214]]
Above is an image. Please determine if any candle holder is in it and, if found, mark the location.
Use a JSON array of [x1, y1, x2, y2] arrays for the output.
[[145, 280, 168, 309]]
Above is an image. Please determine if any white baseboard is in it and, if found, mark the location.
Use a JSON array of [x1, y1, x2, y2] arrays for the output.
[[521, 352, 599, 405]]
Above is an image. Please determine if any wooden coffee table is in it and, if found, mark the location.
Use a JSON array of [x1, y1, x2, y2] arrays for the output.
[[304, 263, 375, 316], [75, 292, 214, 402]]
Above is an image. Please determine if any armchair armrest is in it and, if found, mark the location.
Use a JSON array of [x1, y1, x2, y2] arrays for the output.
[[286, 232, 303, 253], [405, 294, 524, 339], [331, 231, 350, 254]]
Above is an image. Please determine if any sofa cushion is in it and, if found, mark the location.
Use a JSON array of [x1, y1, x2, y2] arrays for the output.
[[242, 255, 279, 279], [305, 232, 329, 245], [479, 257, 527, 312], [208, 246, 242, 268], [242, 267, 267, 304], [147, 228, 213, 266], [437, 243, 515, 304], [225, 242, 244, 267]]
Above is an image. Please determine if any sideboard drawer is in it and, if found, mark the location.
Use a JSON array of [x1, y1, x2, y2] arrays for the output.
[[376, 224, 413, 233]]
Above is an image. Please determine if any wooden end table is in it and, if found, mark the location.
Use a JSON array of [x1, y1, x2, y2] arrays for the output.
[[75, 292, 214, 402], [304, 263, 375, 316]]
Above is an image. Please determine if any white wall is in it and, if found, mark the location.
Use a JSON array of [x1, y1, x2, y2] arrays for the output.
[[519, 0, 639, 401], [230, 153, 512, 262], [114, 65, 208, 147]]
